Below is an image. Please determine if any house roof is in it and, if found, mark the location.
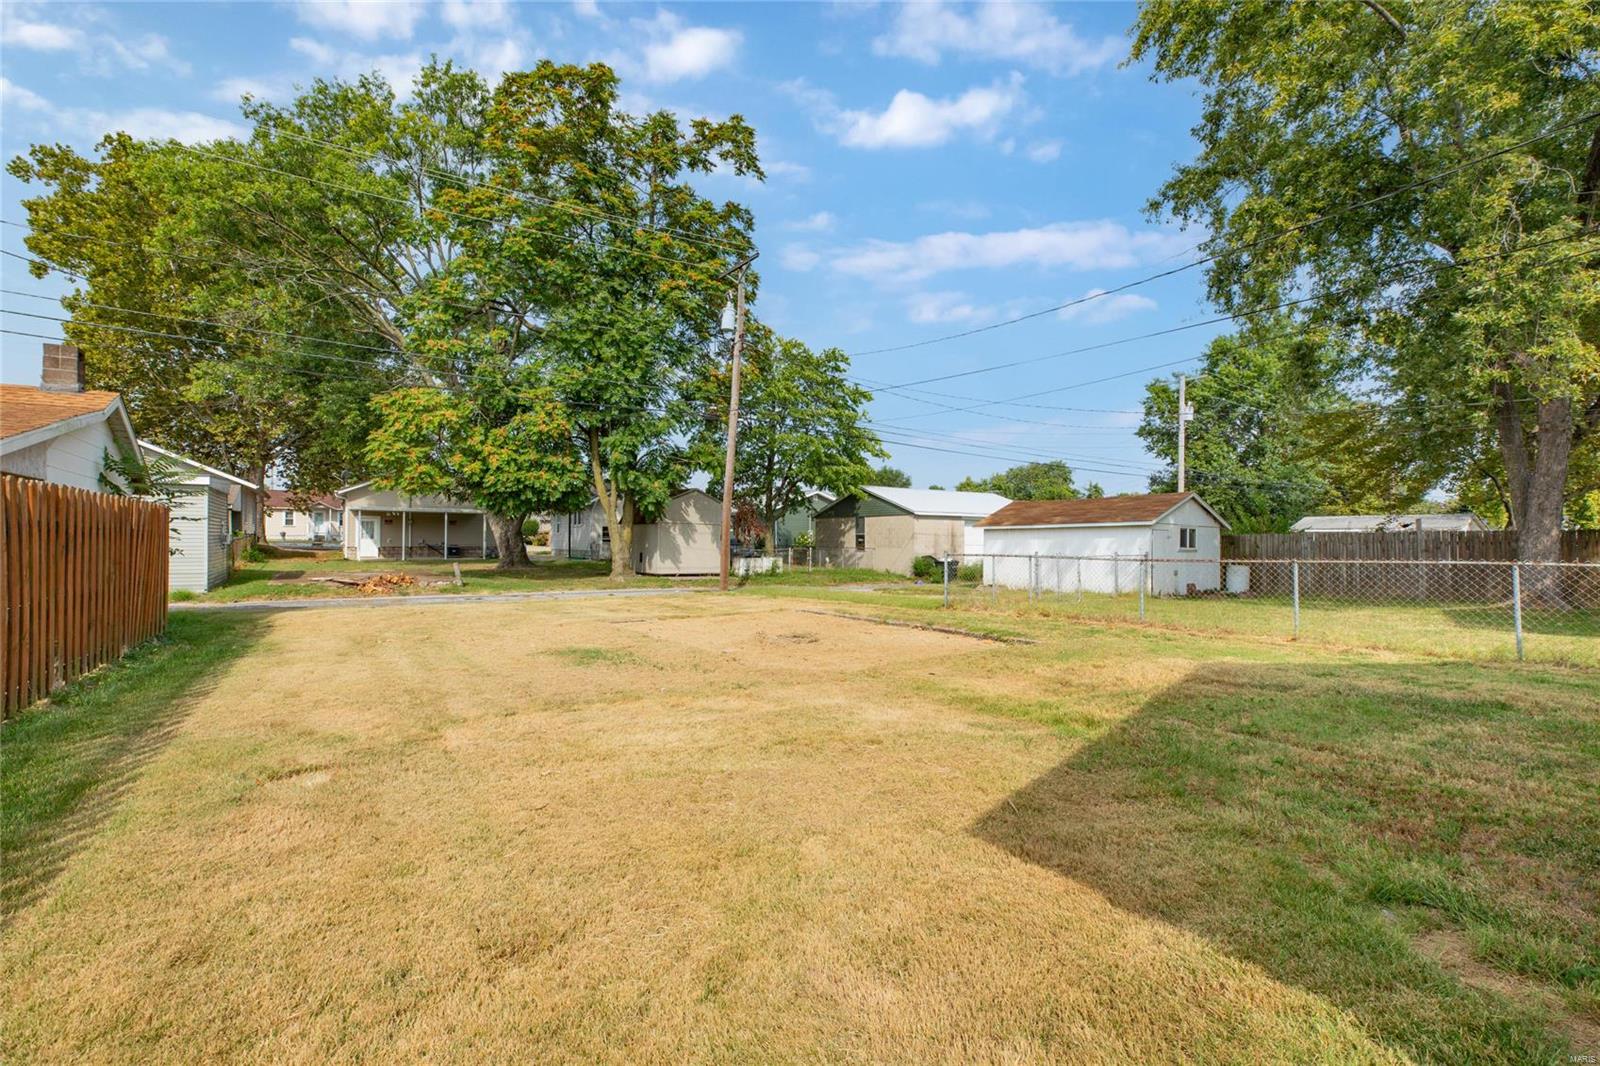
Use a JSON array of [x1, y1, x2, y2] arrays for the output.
[[977, 491, 1229, 530], [860, 485, 1011, 518], [265, 488, 343, 511], [138, 440, 258, 489], [0, 384, 138, 456], [1289, 513, 1486, 533]]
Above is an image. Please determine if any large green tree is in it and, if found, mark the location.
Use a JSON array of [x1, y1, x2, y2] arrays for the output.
[[694, 322, 883, 537], [490, 63, 759, 577], [869, 465, 913, 488], [9, 134, 385, 518], [1131, 0, 1600, 562]]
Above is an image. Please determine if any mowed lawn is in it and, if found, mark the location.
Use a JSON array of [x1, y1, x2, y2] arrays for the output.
[[3, 595, 1597, 1063]]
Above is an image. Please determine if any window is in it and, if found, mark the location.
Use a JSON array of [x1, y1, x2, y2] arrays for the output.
[[855, 515, 866, 551], [601, 525, 611, 544], [1179, 527, 1197, 550], [283, 510, 295, 526]]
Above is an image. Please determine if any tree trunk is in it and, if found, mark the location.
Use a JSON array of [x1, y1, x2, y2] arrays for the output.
[[611, 495, 636, 580], [488, 513, 530, 569], [585, 425, 633, 581], [1492, 387, 1574, 605]]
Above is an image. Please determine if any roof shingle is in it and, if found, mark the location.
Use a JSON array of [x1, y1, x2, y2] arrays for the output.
[[976, 492, 1200, 528], [0, 384, 122, 441]]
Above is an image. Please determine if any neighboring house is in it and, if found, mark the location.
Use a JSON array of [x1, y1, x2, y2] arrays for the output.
[[139, 441, 258, 593], [1289, 513, 1489, 533], [551, 489, 727, 576], [772, 490, 835, 548], [264, 489, 344, 544], [976, 491, 1230, 596], [0, 344, 139, 492], [813, 487, 1011, 574], [337, 482, 493, 560]]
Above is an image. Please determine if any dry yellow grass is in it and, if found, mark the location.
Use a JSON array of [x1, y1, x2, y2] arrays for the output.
[[0, 595, 1424, 1064]]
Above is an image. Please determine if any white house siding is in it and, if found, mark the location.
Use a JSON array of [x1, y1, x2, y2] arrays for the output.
[[1148, 497, 1223, 594], [552, 502, 610, 559], [0, 421, 119, 492], [634, 491, 723, 575], [168, 484, 231, 593], [981, 526, 1152, 594]]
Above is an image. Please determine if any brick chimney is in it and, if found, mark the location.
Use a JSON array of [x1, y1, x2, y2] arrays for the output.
[[40, 342, 84, 393]]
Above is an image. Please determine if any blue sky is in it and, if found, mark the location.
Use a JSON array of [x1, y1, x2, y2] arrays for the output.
[[0, 1, 1221, 493]]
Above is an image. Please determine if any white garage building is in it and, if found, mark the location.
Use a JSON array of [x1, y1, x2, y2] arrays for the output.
[[975, 492, 1229, 596]]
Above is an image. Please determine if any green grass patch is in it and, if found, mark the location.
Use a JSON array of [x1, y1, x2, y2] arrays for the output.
[[1, 612, 267, 915]]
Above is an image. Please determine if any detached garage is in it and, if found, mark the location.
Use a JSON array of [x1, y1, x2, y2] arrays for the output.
[[975, 491, 1229, 596]]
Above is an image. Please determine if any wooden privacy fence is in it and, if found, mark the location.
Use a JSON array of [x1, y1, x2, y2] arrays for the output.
[[1223, 529, 1600, 563], [2, 475, 169, 717]]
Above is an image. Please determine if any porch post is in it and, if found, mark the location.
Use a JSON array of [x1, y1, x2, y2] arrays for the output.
[[402, 508, 409, 561], [443, 514, 449, 559], [481, 514, 487, 558]]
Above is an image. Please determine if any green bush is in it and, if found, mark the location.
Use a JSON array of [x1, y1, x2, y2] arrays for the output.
[[956, 562, 984, 583], [911, 555, 942, 581], [168, 589, 197, 603], [240, 544, 268, 564]]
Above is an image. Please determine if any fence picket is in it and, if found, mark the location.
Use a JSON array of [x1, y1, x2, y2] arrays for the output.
[[2, 475, 169, 717]]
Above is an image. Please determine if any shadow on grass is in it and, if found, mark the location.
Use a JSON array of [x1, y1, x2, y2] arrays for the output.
[[1, 612, 269, 920], [972, 659, 1600, 1063]]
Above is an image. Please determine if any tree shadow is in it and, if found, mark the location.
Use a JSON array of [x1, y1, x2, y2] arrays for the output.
[[1, 613, 270, 920], [970, 658, 1599, 1063]]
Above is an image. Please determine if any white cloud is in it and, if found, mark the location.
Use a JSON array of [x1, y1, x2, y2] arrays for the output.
[[780, 244, 821, 272], [789, 74, 1026, 150], [1057, 289, 1159, 325], [2, 9, 187, 75], [2, 19, 82, 50], [572, 0, 602, 17], [640, 12, 741, 83], [785, 211, 836, 233], [765, 159, 812, 182], [289, 37, 423, 92], [1025, 139, 1062, 163], [288, 36, 339, 64], [0, 77, 52, 112], [440, 0, 511, 30], [293, 0, 425, 41], [875, 1, 1121, 75], [830, 220, 1189, 283], [906, 291, 993, 324], [1, 80, 247, 142], [210, 75, 298, 104]]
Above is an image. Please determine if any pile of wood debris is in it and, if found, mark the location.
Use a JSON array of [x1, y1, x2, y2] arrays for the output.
[[356, 573, 416, 595]]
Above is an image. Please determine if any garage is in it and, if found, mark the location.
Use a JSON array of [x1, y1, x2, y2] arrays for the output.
[[974, 491, 1229, 596]]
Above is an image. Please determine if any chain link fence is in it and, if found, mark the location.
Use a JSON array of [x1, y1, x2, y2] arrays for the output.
[[918, 553, 1600, 665]]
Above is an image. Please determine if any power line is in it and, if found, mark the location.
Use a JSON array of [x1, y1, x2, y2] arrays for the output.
[[868, 233, 1598, 417], [845, 109, 1600, 358]]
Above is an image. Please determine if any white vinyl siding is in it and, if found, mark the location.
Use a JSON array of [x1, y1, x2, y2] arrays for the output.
[[0, 421, 119, 491], [168, 484, 231, 593]]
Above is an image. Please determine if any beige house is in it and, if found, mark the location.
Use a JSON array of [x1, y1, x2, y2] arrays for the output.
[[264, 488, 344, 545], [336, 482, 493, 560], [551, 489, 725, 575], [813, 486, 1011, 574]]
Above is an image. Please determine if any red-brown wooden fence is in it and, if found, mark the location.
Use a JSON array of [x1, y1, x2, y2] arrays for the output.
[[2, 474, 169, 717]]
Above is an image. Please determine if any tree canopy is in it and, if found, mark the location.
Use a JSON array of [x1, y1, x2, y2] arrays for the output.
[[1131, 0, 1600, 559], [957, 461, 1078, 500], [869, 465, 913, 488], [695, 322, 882, 535]]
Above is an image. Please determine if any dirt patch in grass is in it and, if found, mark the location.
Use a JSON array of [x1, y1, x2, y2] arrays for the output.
[[1415, 928, 1600, 1051]]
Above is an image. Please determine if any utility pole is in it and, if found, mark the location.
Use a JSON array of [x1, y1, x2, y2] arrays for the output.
[[719, 253, 757, 592], [1177, 373, 1193, 492]]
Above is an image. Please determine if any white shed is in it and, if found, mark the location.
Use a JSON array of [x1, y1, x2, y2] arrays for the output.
[[975, 492, 1230, 596], [138, 441, 258, 593]]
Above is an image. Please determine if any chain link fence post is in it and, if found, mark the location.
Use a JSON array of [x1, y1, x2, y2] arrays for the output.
[[1138, 555, 1147, 621], [1511, 563, 1524, 661], [942, 552, 950, 608], [1030, 552, 1038, 604], [1291, 560, 1301, 638]]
